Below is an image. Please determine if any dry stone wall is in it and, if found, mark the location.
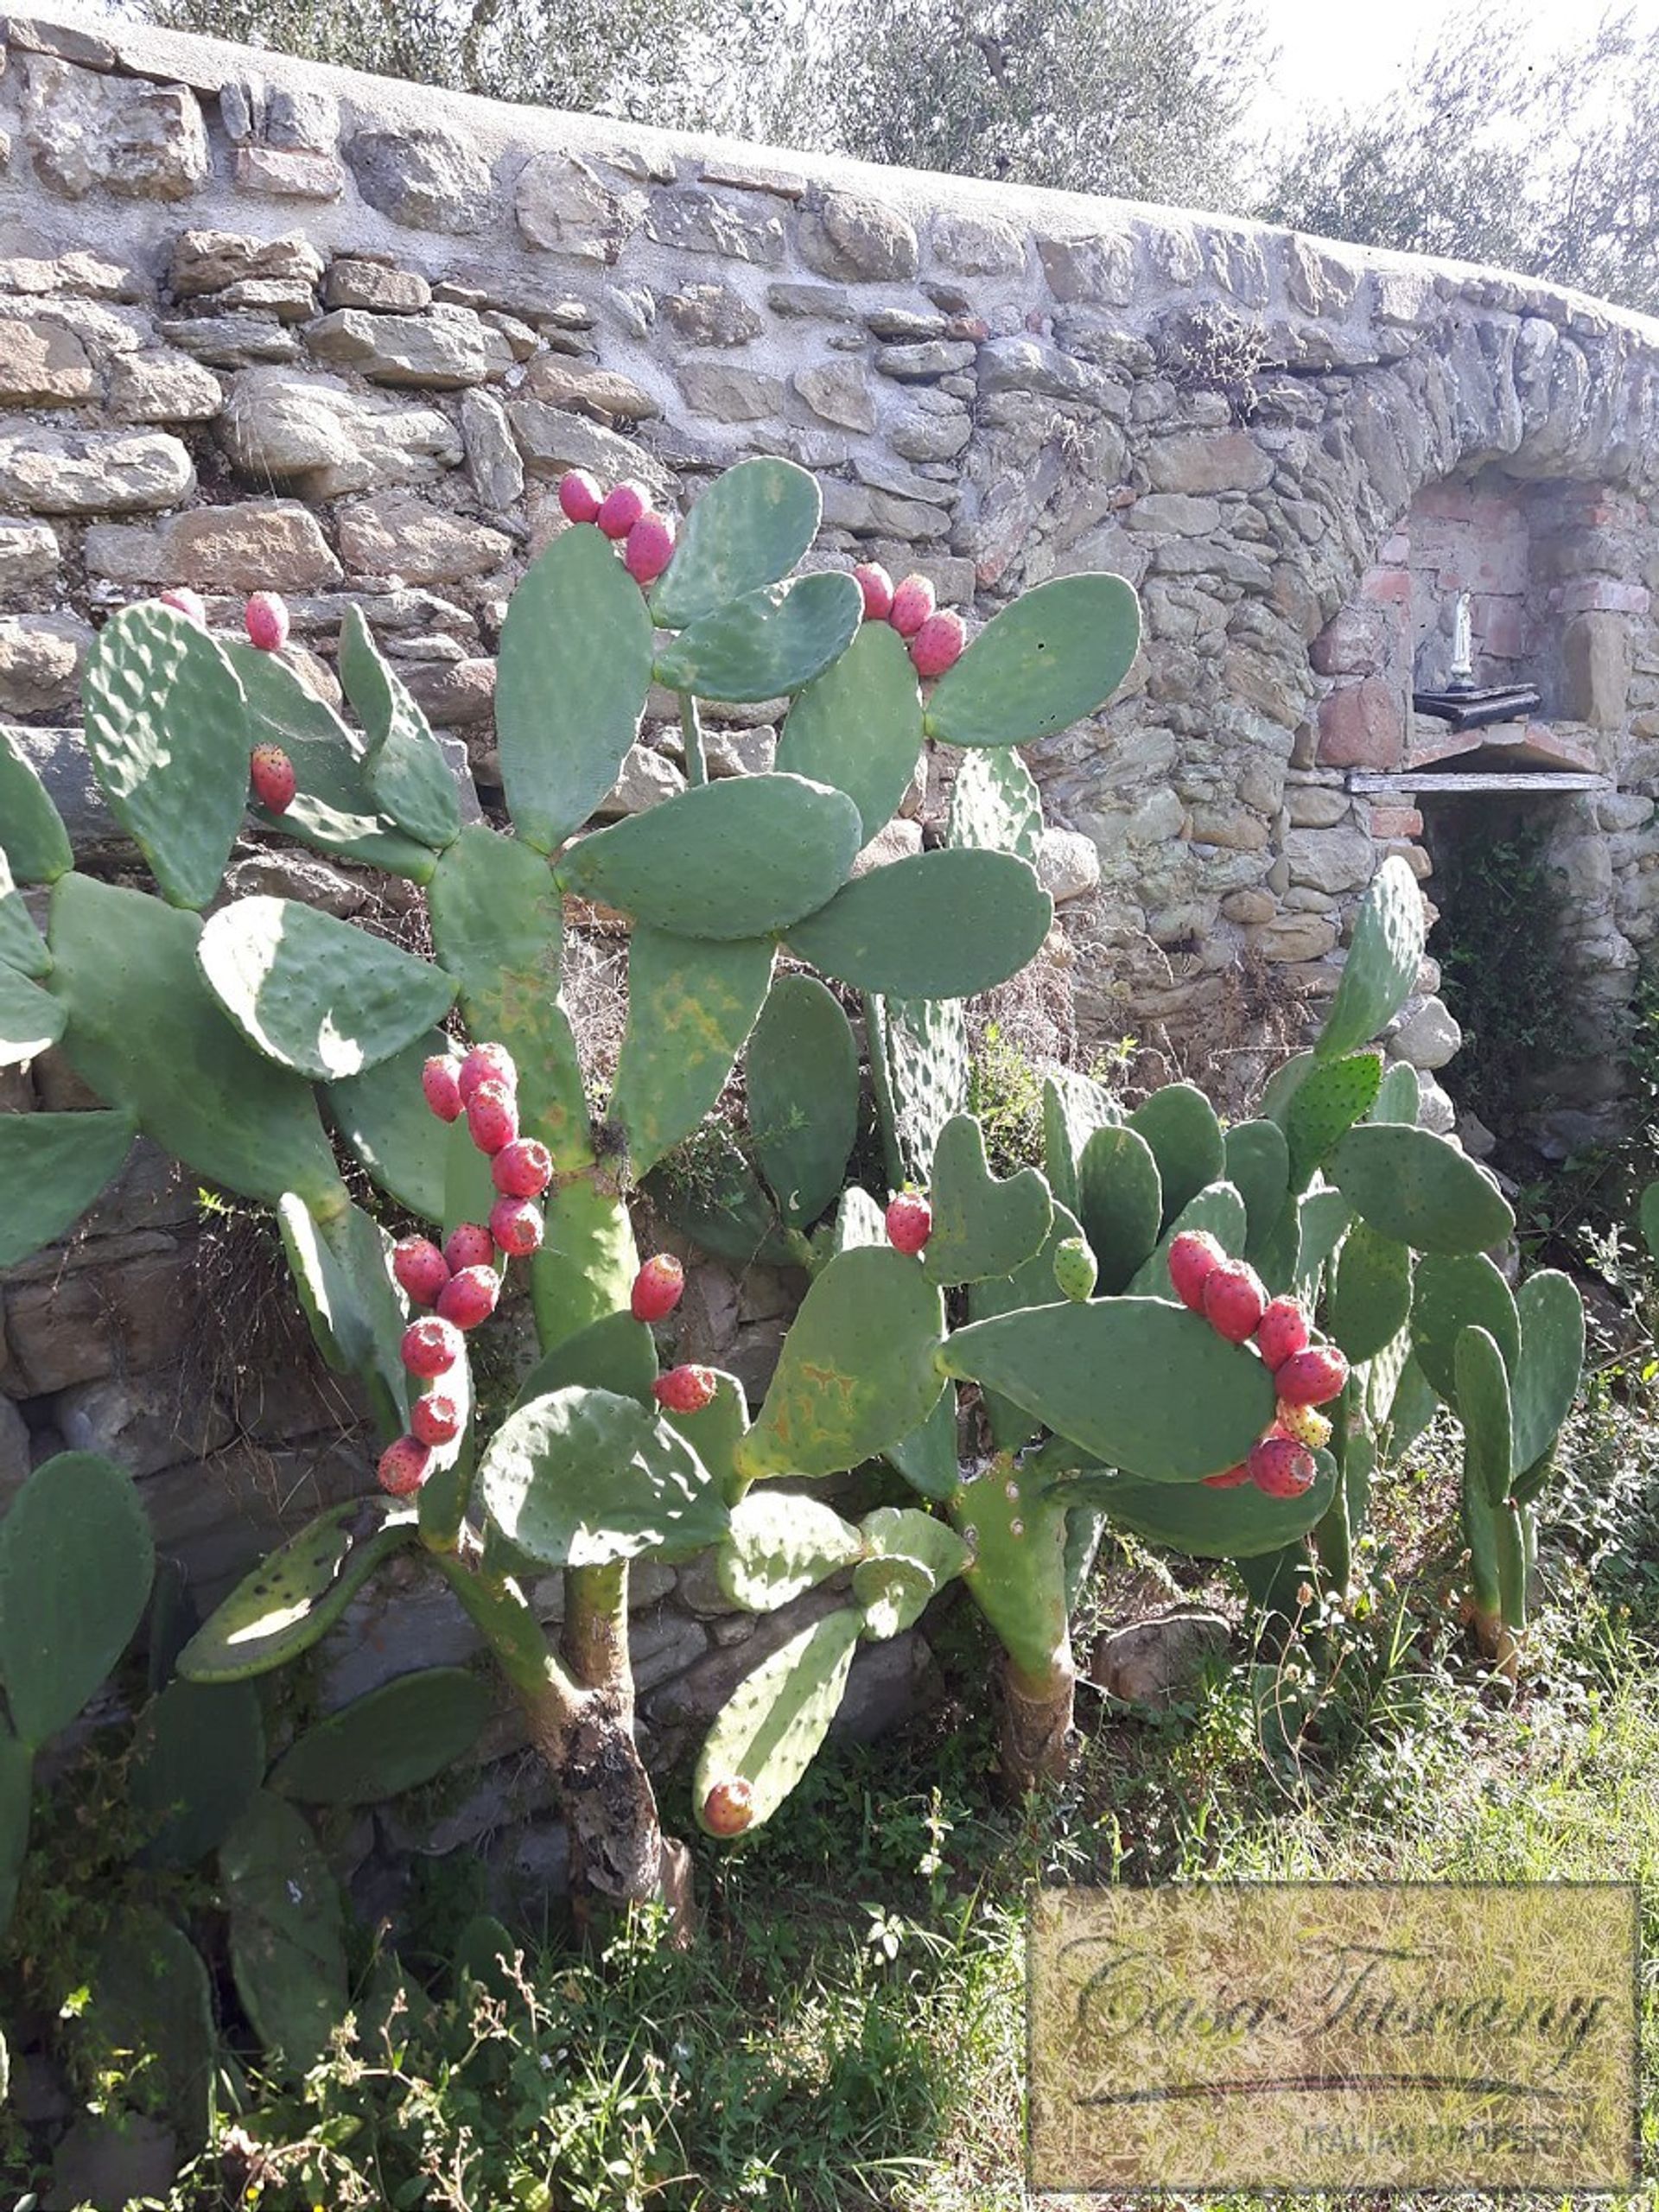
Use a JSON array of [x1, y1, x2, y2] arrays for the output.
[[5, 10, 1659, 1859]]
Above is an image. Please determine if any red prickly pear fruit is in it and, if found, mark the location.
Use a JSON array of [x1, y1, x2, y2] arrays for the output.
[[159, 586, 207, 627], [885, 1192, 931, 1255], [378, 1434, 431, 1497], [467, 1079, 518, 1155], [444, 1222, 494, 1274], [1203, 1464, 1253, 1489], [1248, 1433, 1318, 1498], [631, 1253, 684, 1323], [888, 573, 936, 638], [400, 1316, 463, 1379], [909, 610, 966, 678], [1255, 1296, 1312, 1371], [1275, 1400, 1332, 1452], [249, 744, 296, 813], [490, 1196, 544, 1258], [557, 469, 603, 524], [1274, 1344, 1350, 1408], [458, 1041, 517, 1104], [1167, 1229, 1226, 1313], [492, 1137, 553, 1198], [422, 1054, 464, 1122], [392, 1236, 449, 1306], [852, 562, 894, 620], [702, 1777, 754, 1837], [624, 512, 676, 584], [1201, 1259, 1268, 1344], [244, 590, 289, 652], [653, 1363, 717, 1414], [410, 1391, 462, 1447], [437, 1264, 500, 1331], [597, 480, 648, 540]]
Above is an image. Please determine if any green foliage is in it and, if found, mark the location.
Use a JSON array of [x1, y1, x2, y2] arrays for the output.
[[611, 927, 774, 1176], [179, 1502, 419, 1682], [785, 849, 1053, 998], [651, 457, 823, 630], [0, 951, 62, 1067], [693, 1610, 862, 1833], [746, 971, 861, 1228], [269, 1669, 494, 1805], [775, 618, 924, 842], [923, 1112, 1052, 1286], [924, 576, 1141, 749], [221, 1792, 348, 2079]]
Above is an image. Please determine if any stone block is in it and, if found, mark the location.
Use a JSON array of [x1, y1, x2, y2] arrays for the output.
[[1389, 995, 1462, 1071], [5, 1240, 197, 1395], [0, 516, 56, 585], [157, 313, 302, 366], [523, 353, 658, 421], [792, 359, 877, 432], [219, 366, 460, 498], [56, 1366, 233, 1480], [1145, 431, 1272, 495], [170, 228, 325, 296], [1283, 823, 1376, 895], [644, 187, 785, 266], [323, 258, 431, 313], [233, 145, 344, 198], [461, 388, 524, 510], [1561, 613, 1633, 729], [337, 493, 512, 585], [507, 401, 675, 496], [22, 56, 208, 200], [304, 305, 504, 387], [107, 348, 223, 423], [0, 613, 90, 714], [346, 125, 496, 233], [0, 428, 193, 514], [661, 282, 763, 346], [679, 360, 784, 422], [516, 152, 645, 261], [930, 207, 1025, 275], [1090, 1609, 1230, 1707], [86, 498, 341, 588], [0, 315, 94, 404], [1035, 226, 1134, 305], [1316, 678, 1402, 769], [798, 188, 918, 283]]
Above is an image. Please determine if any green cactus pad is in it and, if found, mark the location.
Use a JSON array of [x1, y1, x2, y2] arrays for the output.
[[663, 1368, 751, 1506], [737, 1246, 948, 1480], [1643, 1180, 1659, 1264], [516, 1313, 658, 1411], [885, 1382, 960, 1500], [923, 575, 1141, 747], [1292, 1185, 1351, 1305], [1059, 1453, 1338, 1558], [860, 1504, 970, 1588], [946, 745, 1043, 860], [270, 1668, 493, 1804], [93, 1910, 218, 2150], [868, 992, 968, 1185], [334, 607, 461, 851], [0, 1451, 154, 1750], [650, 456, 822, 630], [326, 1028, 450, 1223], [924, 1114, 1052, 1286], [773, 613, 922, 842], [278, 1195, 410, 1436], [221, 1792, 347, 2079], [198, 895, 456, 1081], [479, 1386, 727, 1567], [1315, 855, 1425, 1062], [429, 829, 592, 1173], [1224, 1119, 1291, 1260], [81, 601, 248, 909], [559, 774, 862, 941], [654, 571, 862, 702], [0, 1107, 135, 1268], [495, 522, 653, 852], [1411, 1252, 1521, 1409], [1328, 1123, 1514, 1255], [1510, 1270, 1584, 1478], [1378, 1352, 1440, 1461], [967, 1200, 1089, 1452], [694, 1608, 861, 1834], [1456, 1325, 1514, 1510], [1128, 1084, 1225, 1226], [612, 928, 774, 1177], [46, 872, 345, 1213], [1259, 1050, 1316, 1128], [822, 1185, 884, 1259], [785, 849, 1052, 998], [1076, 1124, 1163, 1294], [0, 1732, 30, 1937], [1495, 1497, 1529, 1635], [177, 1501, 419, 1682], [1369, 1061, 1421, 1125], [1460, 1460, 1502, 1629], [531, 1178, 640, 1351], [716, 1491, 864, 1611], [1286, 1051, 1382, 1188], [1041, 1069, 1120, 1215], [131, 1679, 264, 1867], [229, 640, 435, 879], [0, 850, 48, 979], [747, 972, 860, 1230], [0, 729, 73, 882], [1325, 1219, 1413, 1363], [1126, 1181, 1248, 1299], [644, 1131, 785, 1268], [854, 1554, 934, 1639]]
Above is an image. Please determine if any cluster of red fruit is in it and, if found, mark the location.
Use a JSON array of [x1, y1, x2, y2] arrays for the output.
[[629, 1253, 718, 1414], [1166, 1230, 1348, 1499], [157, 585, 302, 815], [556, 471, 676, 586], [851, 564, 965, 680]]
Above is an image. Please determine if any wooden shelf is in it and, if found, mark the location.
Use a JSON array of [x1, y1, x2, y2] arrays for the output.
[[1350, 771, 1611, 794]]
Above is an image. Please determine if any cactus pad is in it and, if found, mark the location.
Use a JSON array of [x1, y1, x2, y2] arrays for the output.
[[693, 1608, 861, 1834], [1411, 1251, 1521, 1408], [1330, 1123, 1514, 1253], [278, 1194, 411, 1436], [131, 1679, 265, 1866], [885, 1383, 960, 1501], [495, 522, 653, 851], [1126, 1181, 1248, 1298], [747, 972, 860, 1230], [1076, 1124, 1163, 1294], [1370, 1061, 1421, 1125], [0, 849, 48, 979], [924, 1113, 1052, 1285], [650, 455, 822, 630], [326, 1028, 451, 1223], [557, 774, 863, 940], [93, 1910, 218, 2149], [0, 729, 73, 882], [923, 575, 1141, 747], [612, 928, 774, 1176], [0, 1451, 155, 1749], [1041, 1069, 1119, 1214], [645, 1129, 786, 1268], [859, 1504, 969, 1590], [944, 1298, 1276, 1481], [868, 991, 968, 1185], [531, 1177, 640, 1351], [1291, 1185, 1351, 1304], [1128, 1084, 1225, 1226], [338, 607, 461, 851], [853, 1553, 934, 1639], [1286, 1051, 1382, 1188], [270, 1667, 493, 1804], [516, 1313, 659, 1411], [785, 849, 1052, 997], [1510, 1270, 1584, 1478], [653, 572, 862, 702], [737, 1246, 948, 1479], [716, 1492, 864, 1610], [1456, 1325, 1514, 1510], [1224, 1118, 1291, 1259], [967, 1199, 1090, 1452], [1060, 1454, 1338, 1559], [177, 1500, 418, 1681], [663, 1367, 750, 1507], [774, 615, 922, 841], [198, 895, 456, 1081], [1325, 1218, 1413, 1363], [0, 1107, 135, 1268], [81, 602, 248, 909], [221, 1791, 347, 2079], [1315, 855, 1425, 1062], [946, 745, 1043, 860]]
